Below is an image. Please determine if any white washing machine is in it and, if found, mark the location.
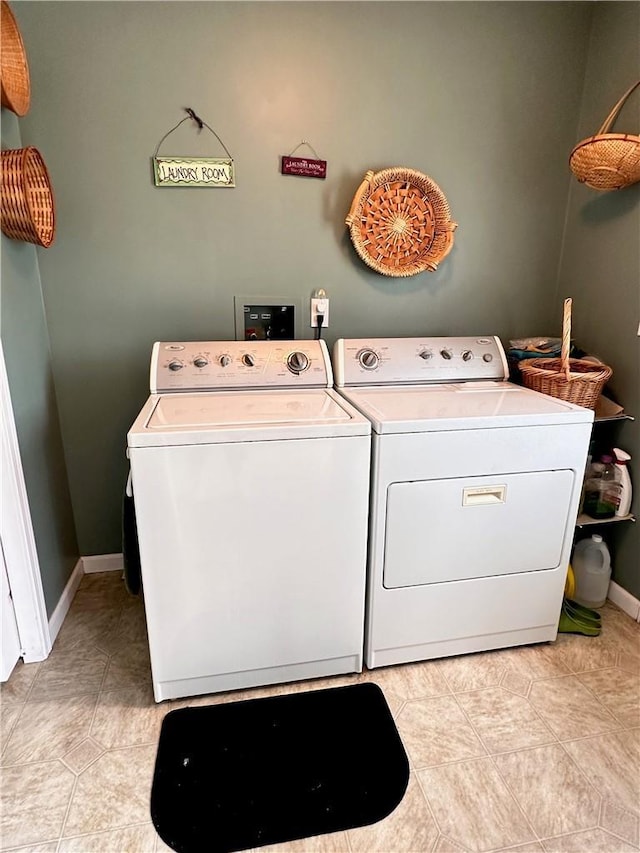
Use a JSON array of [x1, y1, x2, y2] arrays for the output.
[[333, 336, 594, 669], [127, 340, 371, 701]]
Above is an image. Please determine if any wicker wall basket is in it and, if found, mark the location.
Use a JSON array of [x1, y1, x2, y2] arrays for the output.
[[1, 147, 56, 248], [519, 299, 612, 410], [345, 167, 457, 277], [0, 0, 31, 116], [569, 80, 640, 191]]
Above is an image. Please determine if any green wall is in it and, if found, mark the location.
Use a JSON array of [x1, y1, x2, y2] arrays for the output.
[[15, 1, 593, 557], [1, 111, 79, 617], [557, 2, 640, 597]]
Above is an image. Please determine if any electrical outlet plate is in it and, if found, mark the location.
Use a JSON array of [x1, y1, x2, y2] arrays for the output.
[[310, 297, 329, 329]]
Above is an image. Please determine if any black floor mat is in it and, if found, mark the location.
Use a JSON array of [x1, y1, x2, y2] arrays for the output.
[[151, 682, 409, 853]]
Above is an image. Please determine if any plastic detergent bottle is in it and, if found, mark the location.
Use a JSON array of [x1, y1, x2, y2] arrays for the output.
[[583, 454, 621, 519], [572, 534, 612, 609], [613, 448, 632, 517]]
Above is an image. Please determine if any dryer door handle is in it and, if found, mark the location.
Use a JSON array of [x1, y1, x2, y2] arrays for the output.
[[462, 485, 506, 506]]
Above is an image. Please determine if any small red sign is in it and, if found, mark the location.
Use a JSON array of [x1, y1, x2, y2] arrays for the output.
[[281, 156, 327, 179]]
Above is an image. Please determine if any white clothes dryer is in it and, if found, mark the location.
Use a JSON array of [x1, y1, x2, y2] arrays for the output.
[[333, 336, 594, 669], [128, 340, 371, 701]]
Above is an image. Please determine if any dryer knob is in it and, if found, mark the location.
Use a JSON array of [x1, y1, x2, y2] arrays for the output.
[[168, 360, 184, 372], [419, 349, 433, 360], [193, 357, 209, 368], [242, 354, 256, 367], [287, 351, 309, 374], [359, 349, 379, 370], [440, 349, 453, 360], [219, 355, 232, 367], [462, 350, 473, 362]]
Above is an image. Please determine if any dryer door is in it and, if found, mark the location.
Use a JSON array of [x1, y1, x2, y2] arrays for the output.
[[383, 470, 574, 588]]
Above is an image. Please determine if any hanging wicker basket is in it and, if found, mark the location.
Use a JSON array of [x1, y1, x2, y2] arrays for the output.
[[345, 167, 457, 277], [0, 0, 31, 116], [1, 147, 56, 248], [569, 80, 640, 191], [519, 298, 612, 409]]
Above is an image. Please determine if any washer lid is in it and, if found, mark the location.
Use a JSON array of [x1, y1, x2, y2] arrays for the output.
[[128, 388, 370, 446], [339, 382, 594, 433]]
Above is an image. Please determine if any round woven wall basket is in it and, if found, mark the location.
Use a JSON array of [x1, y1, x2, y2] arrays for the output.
[[345, 167, 457, 277], [0, 0, 31, 116], [569, 80, 640, 191], [1, 147, 56, 248]]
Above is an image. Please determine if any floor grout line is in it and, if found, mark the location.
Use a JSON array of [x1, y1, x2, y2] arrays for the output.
[[412, 766, 454, 852], [556, 733, 626, 801], [0, 700, 27, 758], [573, 667, 637, 728], [1, 839, 62, 853], [56, 759, 78, 850], [537, 824, 640, 850], [450, 691, 543, 848]]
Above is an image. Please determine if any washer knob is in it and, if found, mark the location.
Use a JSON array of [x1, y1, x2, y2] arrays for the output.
[[193, 357, 208, 368], [168, 360, 183, 372], [419, 349, 433, 360], [287, 351, 309, 374], [440, 348, 453, 360], [462, 350, 473, 362], [219, 355, 231, 367], [242, 354, 256, 367], [483, 353, 494, 363], [359, 349, 379, 370]]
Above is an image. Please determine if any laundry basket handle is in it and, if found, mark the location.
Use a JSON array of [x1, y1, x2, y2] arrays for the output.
[[561, 297, 572, 380], [597, 79, 640, 135]]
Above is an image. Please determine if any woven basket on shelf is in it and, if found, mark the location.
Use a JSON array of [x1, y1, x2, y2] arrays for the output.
[[569, 80, 640, 191], [519, 298, 612, 410], [345, 167, 457, 277], [0, 0, 31, 116], [1, 147, 56, 247]]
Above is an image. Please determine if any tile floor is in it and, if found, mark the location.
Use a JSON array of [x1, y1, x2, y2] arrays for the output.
[[1, 571, 639, 853]]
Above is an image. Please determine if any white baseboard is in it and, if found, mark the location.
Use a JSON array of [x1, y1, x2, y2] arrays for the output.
[[46, 554, 125, 649], [608, 581, 640, 622], [82, 553, 124, 574], [47, 559, 84, 645]]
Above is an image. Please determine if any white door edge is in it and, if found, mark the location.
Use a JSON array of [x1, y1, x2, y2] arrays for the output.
[[1, 540, 21, 681], [0, 343, 51, 662]]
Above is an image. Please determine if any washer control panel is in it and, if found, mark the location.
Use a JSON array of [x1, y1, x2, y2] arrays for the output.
[[333, 337, 509, 386], [152, 340, 332, 392]]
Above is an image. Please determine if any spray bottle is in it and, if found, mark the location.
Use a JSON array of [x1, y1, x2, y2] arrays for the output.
[[613, 448, 632, 517]]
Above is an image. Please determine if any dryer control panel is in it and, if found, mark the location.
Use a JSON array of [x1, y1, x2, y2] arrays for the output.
[[151, 340, 333, 392], [333, 337, 509, 386]]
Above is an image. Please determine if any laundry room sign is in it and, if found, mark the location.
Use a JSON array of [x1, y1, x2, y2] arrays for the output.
[[281, 141, 327, 180], [153, 157, 235, 187], [153, 108, 235, 188]]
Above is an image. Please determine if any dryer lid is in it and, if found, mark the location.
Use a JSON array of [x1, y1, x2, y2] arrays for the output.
[[340, 382, 594, 433]]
